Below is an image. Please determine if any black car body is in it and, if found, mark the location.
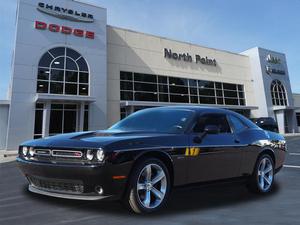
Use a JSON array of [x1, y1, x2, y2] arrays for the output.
[[251, 117, 279, 133], [17, 107, 286, 213]]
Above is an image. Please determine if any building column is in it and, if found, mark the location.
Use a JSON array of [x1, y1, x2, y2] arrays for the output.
[[275, 110, 285, 134], [287, 110, 298, 133], [79, 102, 85, 131], [42, 101, 51, 137]]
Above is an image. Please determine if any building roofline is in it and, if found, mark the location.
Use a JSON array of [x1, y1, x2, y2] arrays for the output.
[[107, 25, 249, 58], [242, 46, 286, 56], [0, 100, 10, 105], [72, 0, 107, 10]]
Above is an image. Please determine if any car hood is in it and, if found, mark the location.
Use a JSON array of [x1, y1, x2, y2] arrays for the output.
[[265, 130, 285, 141], [21, 130, 183, 151]]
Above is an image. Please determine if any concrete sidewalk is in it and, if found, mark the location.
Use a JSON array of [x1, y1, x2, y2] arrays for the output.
[[283, 133, 300, 137], [0, 150, 17, 163]]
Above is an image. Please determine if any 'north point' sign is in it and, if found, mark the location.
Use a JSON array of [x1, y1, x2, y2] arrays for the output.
[[164, 48, 217, 66]]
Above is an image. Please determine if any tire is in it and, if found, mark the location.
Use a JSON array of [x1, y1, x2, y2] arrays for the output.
[[123, 158, 171, 214], [247, 154, 275, 193]]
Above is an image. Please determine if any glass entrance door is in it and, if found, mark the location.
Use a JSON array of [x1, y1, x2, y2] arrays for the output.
[[49, 104, 77, 136], [284, 111, 289, 133], [34, 102, 90, 139]]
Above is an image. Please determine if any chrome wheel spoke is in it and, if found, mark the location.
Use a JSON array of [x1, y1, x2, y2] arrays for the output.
[[145, 165, 152, 182], [143, 190, 151, 207], [137, 183, 146, 190], [261, 158, 266, 170], [258, 171, 262, 176], [264, 176, 272, 185], [151, 187, 164, 200], [151, 171, 165, 185], [264, 166, 272, 174], [259, 175, 265, 189]]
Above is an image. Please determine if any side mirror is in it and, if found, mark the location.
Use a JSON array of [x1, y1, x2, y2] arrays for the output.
[[193, 125, 220, 143], [204, 125, 220, 134]]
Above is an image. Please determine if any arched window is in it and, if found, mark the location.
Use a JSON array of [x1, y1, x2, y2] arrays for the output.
[[36, 47, 89, 96], [271, 80, 287, 106]]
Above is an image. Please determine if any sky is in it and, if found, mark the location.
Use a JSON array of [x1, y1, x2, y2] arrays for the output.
[[1, 0, 300, 99]]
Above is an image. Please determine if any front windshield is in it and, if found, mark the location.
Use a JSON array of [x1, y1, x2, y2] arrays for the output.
[[109, 108, 195, 133]]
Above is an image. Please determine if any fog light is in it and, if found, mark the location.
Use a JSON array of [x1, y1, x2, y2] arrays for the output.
[[22, 146, 28, 156], [86, 150, 94, 161], [96, 149, 105, 162], [29, 147, 35, 157], [95, 186, 103, 195]]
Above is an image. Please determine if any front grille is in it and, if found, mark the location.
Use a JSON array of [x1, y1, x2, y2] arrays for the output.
[[27, 176, 84, 194], [31, 148, 86, 163], [52, 150, 83, 158]]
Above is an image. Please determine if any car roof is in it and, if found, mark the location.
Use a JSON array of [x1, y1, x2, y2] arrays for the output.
[[151, 106, 234, 114], [145, 106, 259, 129]]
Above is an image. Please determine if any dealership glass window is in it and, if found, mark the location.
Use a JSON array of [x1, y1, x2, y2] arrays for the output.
[[34, 103, 89, 138], [271, 80, 287, 106], [120, 107, 127, 120], [120, 71, 246, 106], [296, 113, 300, 126], [37, 47, 89, 96], [84, 105, 89, 131], [49, 104, 77, 136], [34, 103, 44, 139]]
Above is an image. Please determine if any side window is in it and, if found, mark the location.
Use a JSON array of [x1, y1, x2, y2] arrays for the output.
[[193, 113, 231, 134], [229, 115, 248, 133]]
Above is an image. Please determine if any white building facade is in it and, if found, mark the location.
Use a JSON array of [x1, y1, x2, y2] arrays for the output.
[[0, 0, 298, 152]]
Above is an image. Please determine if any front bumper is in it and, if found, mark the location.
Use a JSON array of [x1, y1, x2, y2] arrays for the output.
[[28, 185, 111, 200], [17, 157, 129, 200]]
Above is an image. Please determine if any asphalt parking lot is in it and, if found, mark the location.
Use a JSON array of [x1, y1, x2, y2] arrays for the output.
[[1, 136, 300, 225]]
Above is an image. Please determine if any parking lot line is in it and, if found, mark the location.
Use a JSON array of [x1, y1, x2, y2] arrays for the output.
[[284, 165, 300, 169], [289, 153, 300, 156]]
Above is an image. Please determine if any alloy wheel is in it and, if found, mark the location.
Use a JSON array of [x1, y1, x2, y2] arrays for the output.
[[257, 157, 273, 191], [136, 163, 167, 209]]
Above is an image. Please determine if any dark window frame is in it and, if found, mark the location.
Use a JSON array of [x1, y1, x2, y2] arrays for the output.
[[120, 71, 246, 107], [228, 114, 249, 133], [192, 113, 233, 134], [37, 47, 89, 96]]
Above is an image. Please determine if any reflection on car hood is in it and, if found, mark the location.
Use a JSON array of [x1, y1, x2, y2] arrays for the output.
[[21, 130, 182, 151]]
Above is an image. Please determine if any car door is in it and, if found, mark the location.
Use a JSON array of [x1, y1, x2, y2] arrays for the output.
[[227, 114, 254, 176], [187, 113, 243, 183]]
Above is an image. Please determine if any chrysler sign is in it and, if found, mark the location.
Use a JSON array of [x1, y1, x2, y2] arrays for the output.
[[37, 2, 94, 23], [164, 48, 217, 66]]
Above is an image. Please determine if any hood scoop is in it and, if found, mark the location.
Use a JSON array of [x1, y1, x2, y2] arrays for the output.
[[95, 132, 115, 137], [70, 131, 97, 140]]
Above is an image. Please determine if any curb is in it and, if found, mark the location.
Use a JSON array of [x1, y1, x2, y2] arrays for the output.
[[0, 150, 18, 163], [283, 134, 300, 137]]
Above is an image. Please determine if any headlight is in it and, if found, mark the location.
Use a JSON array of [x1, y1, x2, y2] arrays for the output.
[[29, 147, 35, 157], [22, 146, 28, 156], [86, 149, 94, 161], [96, 149, 105, 162]]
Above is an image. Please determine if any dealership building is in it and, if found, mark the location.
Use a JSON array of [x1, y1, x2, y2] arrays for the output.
[[1, 0, 300, 152]]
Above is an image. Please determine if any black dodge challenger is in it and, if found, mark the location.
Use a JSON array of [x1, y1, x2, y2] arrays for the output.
[[17, 106, 286, 213]]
